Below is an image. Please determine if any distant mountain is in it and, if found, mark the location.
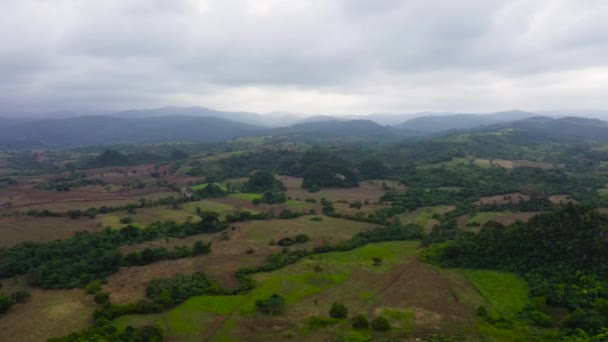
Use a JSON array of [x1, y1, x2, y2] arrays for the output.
[[113, 107, 267, 126], [295, 115, 348, 124], [438, 116, 608, 146], [395, 110, 537, 133], [0, 115, 260, 149], [266, 120, 423, 141], [495, 116, 608, 143]]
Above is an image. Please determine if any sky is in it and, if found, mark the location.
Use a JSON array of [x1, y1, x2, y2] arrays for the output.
[[1, 0, 607, 116]]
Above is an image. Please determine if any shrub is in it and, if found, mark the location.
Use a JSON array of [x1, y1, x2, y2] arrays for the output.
[[329, 302, 349, 319], [0, 295, 15, 314], [371, 316, 391, 331], [352, 314, 369, 329], [372, 257, 383, 266], [255, 294, 286, 315], [94, 292, 110, 304], [476, 305, 487, 317], [11, 291, 31, 303], [119, 217, 133, 224], [85, 280, 104, 294], [305, 315, 339, 328], [295, 234, 310, 243], [528, 310, 552, 327]]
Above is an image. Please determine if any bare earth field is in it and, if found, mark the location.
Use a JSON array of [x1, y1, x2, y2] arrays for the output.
[[476, 192, 530, 205], [280, 176, 394, 203], [0, 216, 102, 247]]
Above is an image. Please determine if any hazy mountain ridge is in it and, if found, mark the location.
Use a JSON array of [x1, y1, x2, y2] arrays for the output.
[[0, 115, 260, 149], [395, 110, 537, 132]]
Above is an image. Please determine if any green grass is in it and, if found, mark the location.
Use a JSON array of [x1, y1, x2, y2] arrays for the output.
[[181, 200, 236, 214], [180, 295, 246, 315], [285, 199, 314, 209], [112, 241, 421, 340], [191, 182, 227, 191], [473, 159, 493, 168], [398, 205, 454, 231], [417, 157, 469, 169], [468, 211, 511, 225], [113, 295, 246, 337], [461, 269, 529, 318], [229, 193, 262, 201]]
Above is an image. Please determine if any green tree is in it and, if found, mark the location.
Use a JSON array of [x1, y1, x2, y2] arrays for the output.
[[243, 171, 286, 193], [352, 314, 369, 329], [329, 302, 349, 319], [255, 294, 286, 315], [371, 316, 391, 331]]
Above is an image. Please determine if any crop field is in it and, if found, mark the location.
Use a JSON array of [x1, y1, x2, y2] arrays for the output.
[[112, 241, 529, 341]]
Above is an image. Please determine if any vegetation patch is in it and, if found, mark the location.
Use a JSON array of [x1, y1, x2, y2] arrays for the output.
[[461, 269, 529, 318]]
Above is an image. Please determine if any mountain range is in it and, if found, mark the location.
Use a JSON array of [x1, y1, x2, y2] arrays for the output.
[[1, 106, 607, 149]]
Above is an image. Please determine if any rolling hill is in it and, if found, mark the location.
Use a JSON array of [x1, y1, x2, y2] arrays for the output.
[[0, 115, 261, 149], [395, 110, 536, 133]]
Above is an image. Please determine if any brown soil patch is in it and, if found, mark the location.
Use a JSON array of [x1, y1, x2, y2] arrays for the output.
[[280, 176, 391, 203], [491, 159, 561, 170], [548, 194, 576, 204]]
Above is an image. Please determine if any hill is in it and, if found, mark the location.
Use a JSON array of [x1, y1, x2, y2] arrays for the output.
[[112, 107, 266, 126], [0, 115, 260, 149], [267, 120, 417, 141], [395, 110, 536, 133]]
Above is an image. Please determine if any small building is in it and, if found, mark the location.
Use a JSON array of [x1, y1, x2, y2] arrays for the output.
[[0, 202, 8, 210]]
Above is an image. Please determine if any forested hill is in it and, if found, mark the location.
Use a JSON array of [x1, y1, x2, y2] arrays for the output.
[[0, 116, 260, 149], [494, 116, 608, 143], [395, 110, 535, 132], [436, 116, 608, 146], [267, 120, 419, 140]]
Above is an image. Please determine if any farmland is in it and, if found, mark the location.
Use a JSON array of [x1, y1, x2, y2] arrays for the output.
[[1, 134, 608, 341]]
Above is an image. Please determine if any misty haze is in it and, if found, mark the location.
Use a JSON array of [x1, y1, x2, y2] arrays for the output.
[[1, 1, 608, 341]]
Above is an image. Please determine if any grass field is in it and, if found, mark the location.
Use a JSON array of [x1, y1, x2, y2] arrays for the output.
[[112, 241, 423, 341], [192, 182, 228, 191], [110, 241, 535, 341], [398, 205, 455, 232], [0, 216, 101, 247], [0, 277, 95, 341], [229, 193, 262, 201], [461, 269, 529, 318]]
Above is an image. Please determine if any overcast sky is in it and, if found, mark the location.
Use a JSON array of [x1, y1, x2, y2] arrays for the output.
[[1, 0, 607, 116]]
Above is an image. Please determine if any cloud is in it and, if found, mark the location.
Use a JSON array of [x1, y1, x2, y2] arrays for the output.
[[0, 0, 606, 115]]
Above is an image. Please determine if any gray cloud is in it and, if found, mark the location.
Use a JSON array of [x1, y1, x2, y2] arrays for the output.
[[0, 0, 607, 115]]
